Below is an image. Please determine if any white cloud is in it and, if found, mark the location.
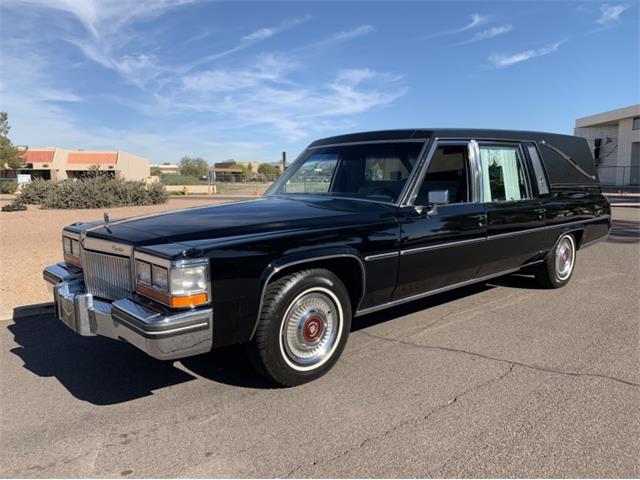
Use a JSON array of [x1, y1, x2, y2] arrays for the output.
[[331, 25, 376, 41], [427, 13, 490, 38], [2, 2, 405, 159], [596, 3, 629, 25], [184, 15, 312, 71], [489, 41, 563, 68], [182, 54, 297, 92], [175, 62, 406, 141], [458, 25, 512, 44]]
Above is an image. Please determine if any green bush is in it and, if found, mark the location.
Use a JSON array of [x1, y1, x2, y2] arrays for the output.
[[17, 178, 54, 204], [9, 175, 167, 210], [0, 180, 18, 194], [159, 174, 206, 185]]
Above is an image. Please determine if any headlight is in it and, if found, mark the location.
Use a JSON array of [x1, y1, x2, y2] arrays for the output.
[[62, 233, 81, 266], [134, 254, 209, 309], [170, 265, 207, 295], [152, 265, 169, 291], [135, 260, 151, 285]]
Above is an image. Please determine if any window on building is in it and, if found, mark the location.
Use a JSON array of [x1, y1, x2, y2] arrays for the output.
[[633, 117, 640, 131]]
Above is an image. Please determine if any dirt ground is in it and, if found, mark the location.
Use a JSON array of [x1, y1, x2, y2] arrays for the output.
[[0, 197, 242, 319]]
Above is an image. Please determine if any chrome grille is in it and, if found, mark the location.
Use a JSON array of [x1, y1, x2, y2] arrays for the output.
[[82, 249, 133, 300]]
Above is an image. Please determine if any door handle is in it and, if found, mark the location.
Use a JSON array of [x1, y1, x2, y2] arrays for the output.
[[534, 208, 546, 221]]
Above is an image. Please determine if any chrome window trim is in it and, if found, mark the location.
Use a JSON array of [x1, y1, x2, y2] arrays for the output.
[[266, 139, 429, 206], [306, 138, 429, 150], [476, 140, 534, 203], [355, 259, 545, 317], [251, 253, 366, 339], [403, 138, 480, 207], [468, 140, 483, 203]]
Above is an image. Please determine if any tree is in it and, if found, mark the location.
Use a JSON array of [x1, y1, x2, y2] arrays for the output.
[[178, 156, 209, 178], [0, 112, 26, 170], [150, 166, 162, 176], [235, 162, 254, 181], [257, 163, 280, 178]]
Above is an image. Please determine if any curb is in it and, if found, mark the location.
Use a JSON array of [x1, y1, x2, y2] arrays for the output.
[[0, 303, 54, 322]]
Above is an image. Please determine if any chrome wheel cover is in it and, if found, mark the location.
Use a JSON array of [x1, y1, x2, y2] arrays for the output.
[[555, 236, 575, 281], [279, 288, 342, 371]]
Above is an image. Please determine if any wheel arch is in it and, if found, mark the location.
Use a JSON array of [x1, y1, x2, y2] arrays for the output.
[[250, 249, 366, 339]]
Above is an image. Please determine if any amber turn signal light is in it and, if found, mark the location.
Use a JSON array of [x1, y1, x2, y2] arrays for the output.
[[169, 293, 208, 309]]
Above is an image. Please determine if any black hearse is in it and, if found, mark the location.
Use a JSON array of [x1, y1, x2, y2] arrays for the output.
[[44, 129, 610, 386]]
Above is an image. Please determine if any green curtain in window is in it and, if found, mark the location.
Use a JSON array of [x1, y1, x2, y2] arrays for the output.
[[480, 147, 523, 202]]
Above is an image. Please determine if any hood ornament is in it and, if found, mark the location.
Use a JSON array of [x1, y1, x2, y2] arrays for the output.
[[103, 212, 112, 234]]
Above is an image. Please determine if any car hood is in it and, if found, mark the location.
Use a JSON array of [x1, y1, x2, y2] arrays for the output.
[[85, 196, 396, 248]]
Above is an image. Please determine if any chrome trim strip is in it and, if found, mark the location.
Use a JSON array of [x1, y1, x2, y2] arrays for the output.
[[307, 138, 429, 149], [250, 253, 366, 339], [487, 226, 547, 240], [398, 215, 611, 254], [400, 236, 483, 255], [354, 260, 544, 317], [82, 236, 133, 257], [364, 251, 400, 261]]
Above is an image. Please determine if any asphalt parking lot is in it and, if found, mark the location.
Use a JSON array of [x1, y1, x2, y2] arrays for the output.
[[1, 206, 638, 478]]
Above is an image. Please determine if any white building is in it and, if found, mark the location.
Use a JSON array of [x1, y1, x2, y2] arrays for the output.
[[574, 104, 640, 186]]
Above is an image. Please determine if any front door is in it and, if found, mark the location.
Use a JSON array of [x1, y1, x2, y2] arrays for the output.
[[393, 141, 487, 300]]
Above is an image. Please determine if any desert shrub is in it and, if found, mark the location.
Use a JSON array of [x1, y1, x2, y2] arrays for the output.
[[1, 199, 27, 211], [9, 175, 167, 210], [0, 180, 18, 194], [17, 178, 55, 204]]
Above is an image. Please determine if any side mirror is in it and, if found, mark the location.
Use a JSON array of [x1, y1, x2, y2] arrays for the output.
[[426, 190, 449, 216], [428, 190, 449, 205]]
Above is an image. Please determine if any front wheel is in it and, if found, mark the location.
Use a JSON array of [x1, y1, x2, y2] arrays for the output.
[[535, 233, 577, 288], [248, 268, 352, 386]]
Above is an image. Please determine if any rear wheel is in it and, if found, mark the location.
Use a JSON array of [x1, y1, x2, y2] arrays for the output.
[[248, 268, 351, 386], [535, 233, 577, 288]]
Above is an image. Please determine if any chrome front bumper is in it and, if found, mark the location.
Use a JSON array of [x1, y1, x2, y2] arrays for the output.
[[43, 263, 213, 360]]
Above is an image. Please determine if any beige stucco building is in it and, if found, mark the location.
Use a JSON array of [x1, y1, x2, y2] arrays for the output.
[[4, 147, 150, 182], [574, 104, 640, 186]]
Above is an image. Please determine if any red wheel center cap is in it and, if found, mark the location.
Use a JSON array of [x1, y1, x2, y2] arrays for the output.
[[562, 251, 569, 263], [303, 316, 324, 342]]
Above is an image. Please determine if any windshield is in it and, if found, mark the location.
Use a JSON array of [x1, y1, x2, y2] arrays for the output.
[[266, 141, 424, 203]]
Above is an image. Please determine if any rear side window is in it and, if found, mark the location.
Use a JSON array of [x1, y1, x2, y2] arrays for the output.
[[479, 145, 530, 202], [526, 144, 550, 195]]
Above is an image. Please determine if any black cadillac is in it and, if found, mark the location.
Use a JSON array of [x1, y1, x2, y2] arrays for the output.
[[43, 129, 611, 386]]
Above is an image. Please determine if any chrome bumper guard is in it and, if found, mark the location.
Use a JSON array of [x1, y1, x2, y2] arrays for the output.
[[43, 263, 213, 360]]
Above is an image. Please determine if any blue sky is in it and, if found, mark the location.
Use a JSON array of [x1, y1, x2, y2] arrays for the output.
[[1, 1, 637, 164]]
